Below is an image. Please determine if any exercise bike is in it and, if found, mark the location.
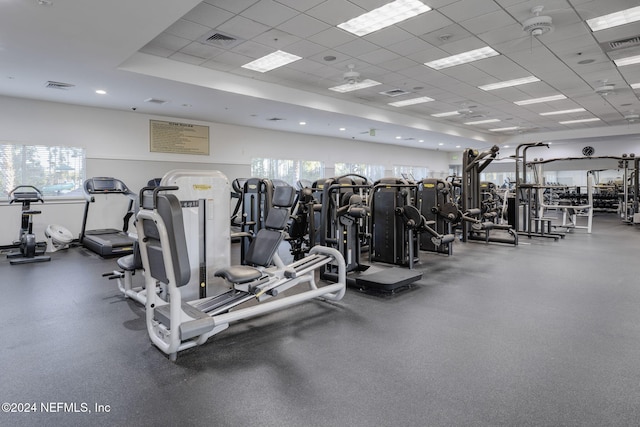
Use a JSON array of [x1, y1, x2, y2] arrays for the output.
[[7, 185, 51, 265]]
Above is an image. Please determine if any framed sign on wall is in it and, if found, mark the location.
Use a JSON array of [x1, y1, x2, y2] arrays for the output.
[[149, 120, 210, 155]]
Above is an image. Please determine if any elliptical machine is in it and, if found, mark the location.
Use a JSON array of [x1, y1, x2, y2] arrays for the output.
[[7, 185, 51, 265]]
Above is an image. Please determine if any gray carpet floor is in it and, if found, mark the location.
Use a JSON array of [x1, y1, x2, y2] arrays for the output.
[[1, 213, 639, 426]]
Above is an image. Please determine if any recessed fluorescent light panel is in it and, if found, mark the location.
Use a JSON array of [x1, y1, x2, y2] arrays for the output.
[[632, 83, 640, 89], [614, 54, 640, 67], [337, 0, 431, 37], [514, 94, 566, 105], [586, 6, 640, 32], [431, 111, 460, 117], [478, 76, 540, 91], [464, 118, 500, 125], [329, 79, 381, 93], [559, 118, 601, 125], [388, 96, 434, 107], [489, 126, 519, 131], [425, 47, 499, 70], [540, 108, 586, 116], [241, 50, 301, 73]]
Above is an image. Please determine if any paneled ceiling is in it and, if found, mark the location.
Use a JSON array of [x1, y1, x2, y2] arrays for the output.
[[1, 0, 640, 151]]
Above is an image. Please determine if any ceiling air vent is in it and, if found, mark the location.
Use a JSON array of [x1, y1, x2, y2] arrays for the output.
[[144, 98, 169, 105], [380, 89, 410, 97], [45, 81, 75, 90], [199, 30, 244, 49], [601, 35, 640, 52]]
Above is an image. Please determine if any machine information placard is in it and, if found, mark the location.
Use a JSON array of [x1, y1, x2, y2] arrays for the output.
[[149, 120, 210, 155]]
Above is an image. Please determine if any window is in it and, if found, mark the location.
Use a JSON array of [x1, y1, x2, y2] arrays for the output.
[[251, 158, 324, 186], [393, 165, 429, 181], [334, 162, 384, 182], [0, 143, 86, 198]]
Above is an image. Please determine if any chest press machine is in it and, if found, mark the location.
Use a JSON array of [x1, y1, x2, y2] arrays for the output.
[[136, 184, 346, 361]]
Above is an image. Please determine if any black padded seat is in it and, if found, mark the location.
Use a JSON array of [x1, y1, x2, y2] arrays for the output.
[[117, 254, 136, 271], [116, 241, 142, 272], [214, 265, 263, 284]]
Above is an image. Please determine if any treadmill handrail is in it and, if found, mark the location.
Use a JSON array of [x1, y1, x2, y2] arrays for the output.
[[83, 177, 136, 202], [80, 177, 137, 245]]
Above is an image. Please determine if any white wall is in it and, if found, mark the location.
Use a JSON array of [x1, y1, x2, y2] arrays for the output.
[[0, 96, 450, 245]]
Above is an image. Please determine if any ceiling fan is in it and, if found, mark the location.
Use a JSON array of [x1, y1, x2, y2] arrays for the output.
[[521, 6, 554, 38]]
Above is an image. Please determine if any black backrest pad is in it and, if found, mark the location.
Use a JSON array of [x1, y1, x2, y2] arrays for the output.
[[272, 185, 295, 208], [144, 194, 191, 287], [265, 208, 290, 230], [245, 228, 284, 267], [264, 185, 295, 230]]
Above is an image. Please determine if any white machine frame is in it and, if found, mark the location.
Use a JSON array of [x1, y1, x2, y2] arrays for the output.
[[107, 170, 232, 305], [136, 184, 346, 361]]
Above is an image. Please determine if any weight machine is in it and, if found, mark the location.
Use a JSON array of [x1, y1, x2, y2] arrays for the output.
[[370, 178, 454, 268], [317, 175, 423, 292], [136, 183, 346, 361], [461, 146, 518, 245]]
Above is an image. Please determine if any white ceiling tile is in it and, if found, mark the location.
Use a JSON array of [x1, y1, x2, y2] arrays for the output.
[[439, 0, 501, 23], [143, 33, 191, 53], [388, 38, 434, 57], [278, 13, 331, 38], [284, 39, 328, 57], [437, 36, 488, 55], [472, 55, 528, 81], [461, 10, 518, 34], [419, 24, 474, 50], [398, 11, 455, 36], [378, 56, 420, 72], [201, 58, 238, 72], [286, 58, 328, 74], [428, 0, 463, 8], [592, 23, 640, 46], [545, 34, 599, 57], [165, 19, 212, 40], [169, 51, 207, 65], [494, 0, 529, 7], [179, 41, 225, 59], [617, 67, 640, 86], [306, 0, 366, 25], [356, 48, 401, 65], [138, 44, 175, 58], [572, 0, 640, 19], [204, 0, 260, 14], [308, 27, 358, 48], [231, 40, 273, 59], [307, 49, 352, 64], [404, 46, 448, 63], [242, 0, 299, 27], [251, 28, 301, 49], [274, 0, 327, 12], [363, 26, 415, 48], [183, 3, 235, 28], [544, 22, 591, 44], [207, 52, 255, 68], [477, 23, 525, 47], [216, 15, 271, 40], [334, 38, 380, 57], [438, 64, 493, 85]]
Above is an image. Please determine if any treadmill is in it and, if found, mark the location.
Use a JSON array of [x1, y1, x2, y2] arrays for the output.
[[80, 177, 136, 257]]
